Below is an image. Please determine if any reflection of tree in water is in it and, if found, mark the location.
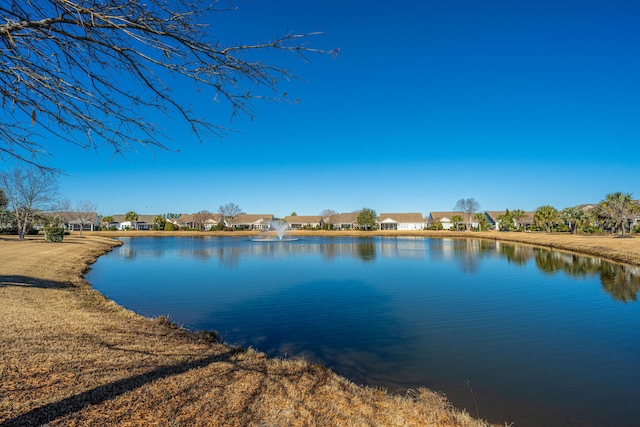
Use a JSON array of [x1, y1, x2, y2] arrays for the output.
[[499, 243, 534, 265], [181, 248, 217, 261], [534, 248, 567, 274], [600, 263, 640, 302], [531, 248, 640, 302], [450, 239, 498, 273], [214, 246, 243, 268], [318, 240, 377, 262], [356, 242, 376, 262], [560, 254, 601, 278], [122, 247, 137, 261], [450, 238, 497, 255], [319, 243, 339, 260]]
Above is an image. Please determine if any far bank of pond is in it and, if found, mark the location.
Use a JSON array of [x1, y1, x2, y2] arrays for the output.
[[85, 229, 640, 267]]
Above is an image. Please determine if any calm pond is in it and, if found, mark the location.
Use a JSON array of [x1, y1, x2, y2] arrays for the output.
[[86, 236, 640, 426]]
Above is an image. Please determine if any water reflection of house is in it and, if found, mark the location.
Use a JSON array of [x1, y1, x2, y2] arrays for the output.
[[378, 236, 427, 257], [231, 214, 274, 230], [284, 215, 323, 229], [378, 213, 426, 230]]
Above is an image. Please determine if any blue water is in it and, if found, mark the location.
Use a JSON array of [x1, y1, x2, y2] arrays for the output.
[[86, 236, 640, 426]]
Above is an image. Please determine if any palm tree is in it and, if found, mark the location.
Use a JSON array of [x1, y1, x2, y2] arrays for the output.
[[560, 207, 587, 234], [153, 214, 167, 230], [497, 209, 514, 231], [124, 211, 138, 230], [511, 209, 526, 231], [474, 213, 489, 231], [598, 192, 639, 236], [451, 214, 464, 231], [101, 215, 114, 230], [534, 205, 559, 232]]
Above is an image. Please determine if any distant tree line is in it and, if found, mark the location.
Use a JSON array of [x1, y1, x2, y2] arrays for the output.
[[1, 166, 638, 238], [504, 192, 640, 235]]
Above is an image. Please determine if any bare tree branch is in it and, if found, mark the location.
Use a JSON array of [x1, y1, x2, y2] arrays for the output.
[[0, 0, 336, 168], [0, 165, 59, 239]]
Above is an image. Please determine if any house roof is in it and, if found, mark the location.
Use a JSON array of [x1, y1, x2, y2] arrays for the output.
[[428, 212, 463, 222], [485, 211, 535, 224], [378, 213, 425, 223], [485, 211, 505, 222], [575, 204, 599, 211], [171, 214, 194, 224], [174, 213, 222, 224], [51, 211, 99, 223], [111, 214, 158, 224], [327, 212, 359, 224], [284, 215, 322, 224], [232, 214, 274, 225]]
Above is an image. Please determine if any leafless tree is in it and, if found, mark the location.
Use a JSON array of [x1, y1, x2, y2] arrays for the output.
[[218, 202, 242, 228], [0, 188, 7, 210], [192, 209, 212, 231], [0, 166, 58, 239], [1, 0, 335, 168], [453, 197, 481, 231], [320, 209, 336, 218], [70, 199, 98, 237]]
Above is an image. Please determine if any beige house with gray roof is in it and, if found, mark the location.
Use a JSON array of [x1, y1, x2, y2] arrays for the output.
[[427, 211, 462, 230], [327, 213, 359, 230], [231, 214, 274, 230], [169, 213, 223, 230], [284, 215, 324, 229], [485, 211, 535, 231]]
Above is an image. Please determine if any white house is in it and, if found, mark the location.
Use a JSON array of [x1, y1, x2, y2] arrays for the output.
[[378, 213, 426, 230], [428, 211, 485, 231], [111, 214, 158, 230]]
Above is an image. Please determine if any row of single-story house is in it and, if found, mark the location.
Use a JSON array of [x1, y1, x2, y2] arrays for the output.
[[43, 203, 640, 232], [282, 213, 426, 230], [99, 212, 433, 231]]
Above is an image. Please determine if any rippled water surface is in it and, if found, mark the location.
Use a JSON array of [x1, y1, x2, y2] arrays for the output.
[[86, 236, 640, 426]]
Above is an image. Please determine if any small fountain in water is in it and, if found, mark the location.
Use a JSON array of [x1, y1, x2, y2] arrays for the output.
[[251, 220, 298, 242]]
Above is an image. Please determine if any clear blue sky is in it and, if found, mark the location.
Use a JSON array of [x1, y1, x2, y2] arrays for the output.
[[49, 0, 639, 217]]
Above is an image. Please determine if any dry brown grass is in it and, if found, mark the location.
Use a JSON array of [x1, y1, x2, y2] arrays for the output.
[[0, 234, 489, 427], [2, 230, 638, 426]]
